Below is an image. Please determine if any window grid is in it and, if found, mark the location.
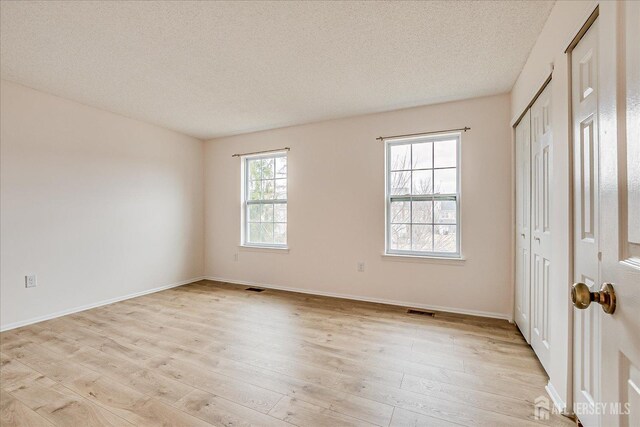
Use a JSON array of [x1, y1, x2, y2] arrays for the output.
[[243, 153, 287, 247], [386, 134, 461, 257]]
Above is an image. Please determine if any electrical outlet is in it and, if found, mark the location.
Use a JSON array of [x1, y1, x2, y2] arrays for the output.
[[25, 274, 37, 288], [357, 262, 365, 272], [234, 252, 239, 262]]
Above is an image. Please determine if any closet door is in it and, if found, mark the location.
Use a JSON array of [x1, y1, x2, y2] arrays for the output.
[[515, 111, 531, 343], [530, 83, 552, 372]]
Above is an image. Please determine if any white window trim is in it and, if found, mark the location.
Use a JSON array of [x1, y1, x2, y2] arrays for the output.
[[240, 150, 288, 249], [238, 245, 289, 253], [381, 253, 465, 263], [384, 132, 462, 259]]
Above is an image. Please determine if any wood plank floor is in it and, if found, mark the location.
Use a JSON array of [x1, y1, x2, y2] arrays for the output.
[[0, 280, 574, 426]]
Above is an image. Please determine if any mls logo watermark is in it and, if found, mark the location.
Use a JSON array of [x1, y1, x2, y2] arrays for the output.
[[534, 395, 551, 420], [533, 394, 632, 420]]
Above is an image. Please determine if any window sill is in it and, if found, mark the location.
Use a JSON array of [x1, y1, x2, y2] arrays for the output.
[[381, 253, 466, 265], [239, 245, 289, 254]]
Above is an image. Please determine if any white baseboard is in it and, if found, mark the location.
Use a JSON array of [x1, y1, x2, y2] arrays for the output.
[[0, 276, 205, 332], [204, 276, 512, 321], [1, 274, 512, 332], [545, 380, 569, 415]]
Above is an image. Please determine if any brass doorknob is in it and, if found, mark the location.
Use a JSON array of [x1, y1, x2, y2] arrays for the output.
[[571, 282, 616, 314]]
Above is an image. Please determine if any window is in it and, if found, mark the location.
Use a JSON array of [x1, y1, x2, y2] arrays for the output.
[[242, 152, 287, 247], [385, 133, 460, 257]]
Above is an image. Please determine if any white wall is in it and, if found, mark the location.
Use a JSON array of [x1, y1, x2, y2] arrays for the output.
[[0, 80, 205, 330], [510, 0, 598, 412], [204, 94, 514, 319]]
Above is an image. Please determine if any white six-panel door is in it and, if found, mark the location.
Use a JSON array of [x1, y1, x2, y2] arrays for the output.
[[571, 3, 640, 425], [515, 111, 532, 343], [530, 84, 552, 373], [597, 1, 640, 425], [571, 17, 601, 427]]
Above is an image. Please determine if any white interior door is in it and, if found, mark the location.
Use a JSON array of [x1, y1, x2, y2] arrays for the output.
[[515, 111, 532, 343], [598, 1, 640, 425], [530, 84, 552, 372], [572, 3, 640, 426], [571, 17, 601, 427]]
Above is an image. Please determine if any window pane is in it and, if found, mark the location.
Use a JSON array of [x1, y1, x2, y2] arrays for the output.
[[412, 170, 433, 195], [274, 223, 287, 244], [390, 171, 411, 195], [247, 159, 262, 181], [244, 154, 287, 247], [248, 223, 261, 243], [276, 156, 287, 178], [248, 180, 262, 200], [261, 203, 274, 222], [262, 180, 275, 200], [261, 223, 274, 243], [386, 136, 460, 255], [412, 201, 433, 224], [412, 224, 433, 252], [434, 139, 457, 168], [261, 158, 275, 179], [434, 200, 457, 223], [412, 142, 433, 169], [434, 225, 457, 252], [274, 203, 287, 222], [275, 179, 287, 199], [390, 201, 410, 224], [390, 144, 411, 171], [434, 168, 456, 194], [248, 204, 262, 222], [390, 224, 411, 250]]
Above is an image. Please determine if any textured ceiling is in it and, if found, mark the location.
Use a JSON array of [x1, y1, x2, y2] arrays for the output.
[[1, 1, 554, 139]]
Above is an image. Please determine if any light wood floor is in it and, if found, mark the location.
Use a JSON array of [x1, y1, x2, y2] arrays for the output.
[[0, 280, 574, 427]]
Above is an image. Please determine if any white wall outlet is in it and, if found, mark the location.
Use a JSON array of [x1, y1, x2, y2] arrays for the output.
[[234, 252, 239, 262], [357, 262, 365, 272], [25, 274, 37, 288]]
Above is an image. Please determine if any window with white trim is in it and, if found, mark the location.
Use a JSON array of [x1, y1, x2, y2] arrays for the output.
[[242, 152, 287, 247], [385, 133, 460, 257]]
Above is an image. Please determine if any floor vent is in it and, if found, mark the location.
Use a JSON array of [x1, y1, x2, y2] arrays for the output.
[[407, 308, 435, 317], [245, 287, 265, 292]]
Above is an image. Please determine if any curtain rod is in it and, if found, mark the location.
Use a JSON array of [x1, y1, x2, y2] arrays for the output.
[[231, 147, 290, 158], [376, 127, 470, 141]]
